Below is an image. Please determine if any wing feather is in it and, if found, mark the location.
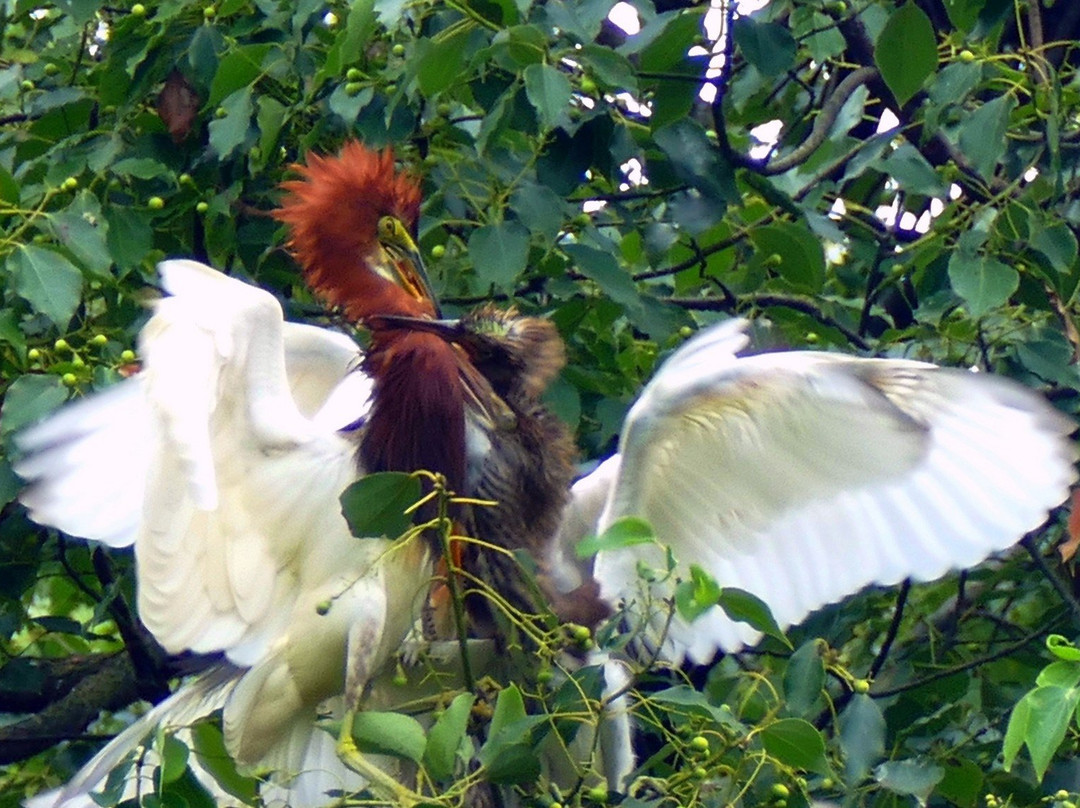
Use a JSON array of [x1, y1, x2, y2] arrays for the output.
[[589, 320, 1076, 662]]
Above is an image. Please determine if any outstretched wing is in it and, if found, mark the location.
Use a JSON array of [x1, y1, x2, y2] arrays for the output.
[[16, 259, 372, 665], [587, 319, 1076, 662]]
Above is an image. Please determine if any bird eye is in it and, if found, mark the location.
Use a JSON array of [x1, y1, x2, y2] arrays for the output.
[[377, 216, 395, 239]]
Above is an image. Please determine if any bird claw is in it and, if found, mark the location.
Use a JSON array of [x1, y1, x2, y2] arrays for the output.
[[337, 711, 424, 807]]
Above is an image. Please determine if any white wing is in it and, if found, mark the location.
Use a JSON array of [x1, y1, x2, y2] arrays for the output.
[[585, 319, 1076, 662]]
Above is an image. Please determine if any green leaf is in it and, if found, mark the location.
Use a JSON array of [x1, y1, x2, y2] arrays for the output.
[[784, 640, 826, 717], [874, 758, 945, 803], [1002, 685, 1078, 780], [0, 458, 18, 510], [935, 757, 983, 808], [654, 120, 737, 204], [1, 375, 69, 436], [578, 45, 637, 92], [339, 472, 421, 539], [874, 3, 937, 106], [158, 734, 189, 785], [878, 143, 947, 196], [0, 163, 18, 205], [478, 686, 546, 784], [416, 29, 469, 96], [717, 588, 789, 647], [760, 718, 829, 775], [649, 685, 740, 726], [47, 192, 112, 277], [351, 711, 427, 763], [510, 182, 566, 242], [523, 63, 573, 131], [208, 45, 271, 107], [947, 254, 1018, 317], [256, 96, 287, 161], [749, 221, 826, 293], [840, 694, 885, 781], [1036, 661, 1080, 689], [732, 18, 797, 76], [9, 245, 83, 328], [468, 222, 531, 293], [675, 564, 722, 622], [105, 206, 154, 271], [1047, 635, 1080, 662], [424, 693, 475, 781], [958, 95, 1017, 180], [190, 721, 259, 804], [208, 85, 254, 160], [1032, 221, 1078, 273], [575, 516, 656, 559]]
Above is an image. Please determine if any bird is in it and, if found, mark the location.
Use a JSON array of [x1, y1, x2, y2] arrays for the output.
[[14, 140, 1078, 807]]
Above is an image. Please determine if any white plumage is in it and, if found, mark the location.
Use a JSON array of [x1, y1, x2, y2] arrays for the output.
[[14, 261, 1076, 805]]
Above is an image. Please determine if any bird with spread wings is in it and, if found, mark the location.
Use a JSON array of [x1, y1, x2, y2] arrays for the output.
[[14, 142, 1076, 808]]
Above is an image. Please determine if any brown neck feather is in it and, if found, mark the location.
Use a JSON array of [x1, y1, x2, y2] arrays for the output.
[[361, 329, 467, 493]]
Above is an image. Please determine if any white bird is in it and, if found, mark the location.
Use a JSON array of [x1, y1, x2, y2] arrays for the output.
[[13, 144, 1076, 807]]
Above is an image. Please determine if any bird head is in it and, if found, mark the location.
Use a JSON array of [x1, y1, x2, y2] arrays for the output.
[[274, 142, 439, 322]]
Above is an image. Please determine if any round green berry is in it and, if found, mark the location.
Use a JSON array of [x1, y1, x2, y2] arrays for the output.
[[20, 79, 34, 92], [178, 172, 194, 187], [61, 373, 78, 387], [585, 786, 607, 804], [54, 338, 70, 352], [196, 201, 209, 214], [203, 5, 216, 18], [689, 735, 709, 753], [959, 49, 975, 63], [315, 599, 332, 615], [384, 82, 397, 94], [148, 196, 165, 210], [62, 176, 78, 191], [391, 43, 405, 57], [44, 63, 61, 77], [131, 3, 146, 16], [120, 349, 136, 363], [771, 784, 790, 799], [346, 68, 362, 81], [852, 678, 870, 694], [430, 244, 446, 259], [28, 348, 41, 361], [91, 334, 108, 346], [345, 82, 363, 96]]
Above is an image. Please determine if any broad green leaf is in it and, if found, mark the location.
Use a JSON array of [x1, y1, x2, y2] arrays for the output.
[[424, 693, 475, 780], [575, 516, 655, 559], [105, 206, 154, 271], [0, 309, 25, 354], [9, 245, 83, 328], [350, 711, 427, 763], [339, 472, 421, 539], [190, 722, 259, 804], [935, 757, 984, 808], [1047, 634, 1080, 662], [1032, 222, 1078, 273], [510, 182, 566, 241], [878, 143, 947, 196], [47, 192, 111, 277], [760, 718, 829, 775], [840, 694, 885, 781], [654, 120, 737, 204], [717, 588, 789, 647], [675, 564, 722, 622], [578, 45, 637, 92], [416, 29, 469, 96], [523, 63, 572, 131], [750, 222, 826, 293], [947, 253, 1018, 317], [158, 734, 189, 785], [875, 3, 937, 106], [468, 221, 530, 292], [0, 164, 17, 205], [958, 95, 1017, 180], [784, 641, 826, 717], [1, 374, 69, 435], [208, 45, 271, 107], [257, 96, 287, 161], [732, 17, 797, 76], [478, 686, 546, 784], [208, 86, 254, 160], [1036, 660, 1080, 689], [111, 157, 167, 179], [1002, 685, 1078, 780], [649, 685, 740, 726], [874, 758, 945, 804]]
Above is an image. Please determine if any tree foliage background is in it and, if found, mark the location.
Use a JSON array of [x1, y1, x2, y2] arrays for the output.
[[2, 0, 1080, 805]]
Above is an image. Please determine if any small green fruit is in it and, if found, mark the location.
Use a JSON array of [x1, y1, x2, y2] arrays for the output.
[[536, 667, 553, 684], [689, 735, 709, 753], [384, 82, 397, 95], [214, 106, 227, 118], [436, 102, 452, 117], [120, 349, 136, 362], [315, 600, 332, 615], [91, 334, 108, 346], [178, 173, 194, 187], [44, 63, 61, 76], [585, 786, 607, 804], [959, 49, 975, 63], [203, 5, 216, 18], [148, 196, 165, 210], [430, 244, 446, 259], [196, 201, 209, 213], [28, 348, 41, 361], [771, 784, 790, 799], [391, 43, 405, 57], [62, 176, 78, 191], [54, 338, 70, 352], [692, 767, 708, 780], [20, 79, 34, 92], [678, 325, 693, 338], [62, 373, 78, 387], [852, 678, 870, 694], [131, 3, 146, 16], [345, 82, 362, 96], [346, 68, 362, 81]]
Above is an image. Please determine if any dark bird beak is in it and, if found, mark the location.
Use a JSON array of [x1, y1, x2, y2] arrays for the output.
[[366, 313, 464, 337], [376, 216, 442, 318]]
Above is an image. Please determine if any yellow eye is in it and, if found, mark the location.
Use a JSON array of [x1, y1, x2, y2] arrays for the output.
[[377, 216, 395, 240]]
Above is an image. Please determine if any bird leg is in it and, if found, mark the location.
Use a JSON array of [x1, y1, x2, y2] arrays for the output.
[[337, 709, 425, 807]]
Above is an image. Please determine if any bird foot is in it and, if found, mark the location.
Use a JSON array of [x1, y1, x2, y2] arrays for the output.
[[337, 711, 425, 807]]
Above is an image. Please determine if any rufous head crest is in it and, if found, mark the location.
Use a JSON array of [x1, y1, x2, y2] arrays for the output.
[[275, 142, 432, 321]]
